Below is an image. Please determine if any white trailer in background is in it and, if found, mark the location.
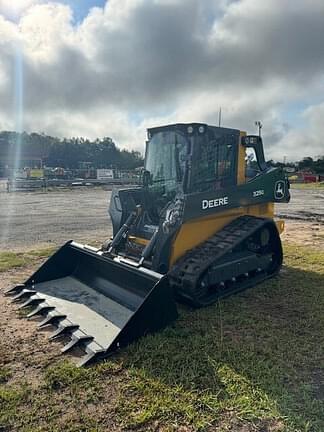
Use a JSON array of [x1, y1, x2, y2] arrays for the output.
[[97, 169, 114, 180]]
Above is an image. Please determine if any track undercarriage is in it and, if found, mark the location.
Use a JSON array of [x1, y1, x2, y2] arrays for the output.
[[169, 216, 283, 306]]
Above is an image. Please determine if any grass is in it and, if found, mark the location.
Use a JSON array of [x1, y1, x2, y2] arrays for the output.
[[0, 247, 56, 272], [290, 182, 324, 190], [0, 244, 323, 431], [0, 382, 30, 429], [0, 367, 11, 384]]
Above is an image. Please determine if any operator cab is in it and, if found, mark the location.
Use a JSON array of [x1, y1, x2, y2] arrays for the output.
[[109, 123, 271, 250], [145, 123, 240, 195]]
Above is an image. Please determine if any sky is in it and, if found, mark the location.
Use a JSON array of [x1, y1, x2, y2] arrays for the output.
[[0, 0, 324, 161]]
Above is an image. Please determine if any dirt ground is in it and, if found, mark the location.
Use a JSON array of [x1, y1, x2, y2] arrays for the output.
[[0, 265, 70, 373], [281, 219, 324, 249]]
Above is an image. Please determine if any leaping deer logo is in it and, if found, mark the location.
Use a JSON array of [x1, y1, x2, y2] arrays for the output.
[[275, 181, 285, 199]]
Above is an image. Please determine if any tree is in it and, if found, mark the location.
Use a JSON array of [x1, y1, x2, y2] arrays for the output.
[[298, 157, 314, 171], [0, 131, 144, 170]]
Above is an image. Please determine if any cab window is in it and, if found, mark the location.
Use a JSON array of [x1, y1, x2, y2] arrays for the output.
[[190, 134, 236, 192], [245, 148, 262, 179]]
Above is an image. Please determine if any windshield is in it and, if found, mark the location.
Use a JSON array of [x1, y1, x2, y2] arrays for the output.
[[145, 131, 188, 191]]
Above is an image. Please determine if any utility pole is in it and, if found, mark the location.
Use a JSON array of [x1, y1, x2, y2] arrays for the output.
[[218, 107, 222, 127], [255, 120, 263, 137]]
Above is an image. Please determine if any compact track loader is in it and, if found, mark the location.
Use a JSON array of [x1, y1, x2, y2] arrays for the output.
[[6, 123, 290, 366]]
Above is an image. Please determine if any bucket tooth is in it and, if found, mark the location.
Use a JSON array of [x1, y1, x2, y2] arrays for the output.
[[78, 351, 98, 367], [38, 313, 66, 329], [77, 338, 106, 367], [78, 342, 105, 367], [48, 323, 79, 340], [4, 284, 25, 296], [27, 303, 54, 319], [18, 297, 44, 310], [61, 335, 94, 354], [11, 289, 36, 303]]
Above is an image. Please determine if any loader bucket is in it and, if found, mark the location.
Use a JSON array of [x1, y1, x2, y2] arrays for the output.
[[6, 241, 178, 366]]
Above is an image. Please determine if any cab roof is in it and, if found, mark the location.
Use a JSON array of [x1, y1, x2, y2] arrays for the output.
[[147, 123, 241, 137]]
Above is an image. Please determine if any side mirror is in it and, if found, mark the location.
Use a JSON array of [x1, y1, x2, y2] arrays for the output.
[[242, 135, 267, 171]]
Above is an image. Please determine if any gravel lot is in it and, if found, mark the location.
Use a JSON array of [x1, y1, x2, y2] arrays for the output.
[[0, 183, 111, 250], [0, 181, 323, 251], [276, 187, 324, 222]]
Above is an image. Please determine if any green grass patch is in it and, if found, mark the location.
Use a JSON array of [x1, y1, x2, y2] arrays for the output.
[[284, 243, 324, 274], [44, 359, 122, 392], [0, 252, 27, 272], [0, 367, 11, 384], [27, 247, 57, 258], [0, 383, 30, 428], [118, 370, 220, 430], [44, 360, 94, 390], [0, 247, 56, 272], [290, 182, 324, 190]]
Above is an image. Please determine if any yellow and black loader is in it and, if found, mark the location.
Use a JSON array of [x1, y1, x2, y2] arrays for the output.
[[6, 123, 290, 365]]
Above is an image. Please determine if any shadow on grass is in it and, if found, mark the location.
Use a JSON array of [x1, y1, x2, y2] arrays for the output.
[[119, 265, 324, 431]]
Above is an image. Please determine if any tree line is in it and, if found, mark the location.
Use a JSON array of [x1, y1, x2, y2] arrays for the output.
[[296, 157, 324, 174], [269, 156, 324, 173], [0, 131, 144, 170], [1, 131, 323, 173]]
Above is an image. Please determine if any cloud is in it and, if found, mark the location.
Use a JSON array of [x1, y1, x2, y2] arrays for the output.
[[0, 0, 324, 160], [0, 0, 43, 19], [271, 102, 324, 161]]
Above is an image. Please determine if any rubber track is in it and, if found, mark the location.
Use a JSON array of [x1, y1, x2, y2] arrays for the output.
[[168, 215, 275, 305]]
